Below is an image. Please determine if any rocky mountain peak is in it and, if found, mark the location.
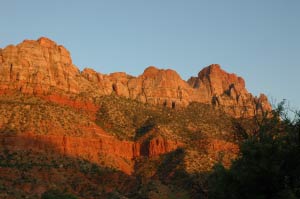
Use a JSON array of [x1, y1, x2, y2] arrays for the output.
[[196, 64, 246, 95], [0, 37, 272, 118], [198, 63, 221, 77], [142, 66, 160, 77], [37, 37, 57, 48], [142, 66, 182, 80], [0, 37, 80, 95]]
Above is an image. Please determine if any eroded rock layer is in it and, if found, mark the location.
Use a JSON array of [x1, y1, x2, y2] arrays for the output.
[[0, 37, 271, 118], [0, 133, 182, 174]]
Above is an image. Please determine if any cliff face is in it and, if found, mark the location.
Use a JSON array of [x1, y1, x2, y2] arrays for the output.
[[81, 66, 192, 108], [0, 133, 182, 174], [188, 64, 272, 117], [0, 37, 271, 118], [82, 65, 271, 117], [0, 37, 80, 94]]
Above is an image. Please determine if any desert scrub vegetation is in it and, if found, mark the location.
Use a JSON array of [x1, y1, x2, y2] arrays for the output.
[[96, 95, 170, 140], [0, 94, 96, 136], [96, 95, 237, 143]]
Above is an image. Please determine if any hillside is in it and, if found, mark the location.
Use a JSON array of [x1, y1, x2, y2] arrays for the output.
[[0, 37, 270, 198]]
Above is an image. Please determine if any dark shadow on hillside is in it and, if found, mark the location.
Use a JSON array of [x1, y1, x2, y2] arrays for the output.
[[135, 118, 156, 140], [133, 148, 210, 199], [156, 149, 209, 199], [0, 126, 18, 136], [0, 128, 139, 199]]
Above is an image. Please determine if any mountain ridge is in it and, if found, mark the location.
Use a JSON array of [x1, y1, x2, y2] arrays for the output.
[[0, 37, 271, 198], [0, 37, 271, 118]]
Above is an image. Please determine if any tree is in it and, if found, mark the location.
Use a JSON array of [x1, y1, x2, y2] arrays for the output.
[[208, 103, 300, 199]]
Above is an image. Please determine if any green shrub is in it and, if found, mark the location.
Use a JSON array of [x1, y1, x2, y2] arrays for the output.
[[208, 103, 300, 199], [41, 189, 78, 199]]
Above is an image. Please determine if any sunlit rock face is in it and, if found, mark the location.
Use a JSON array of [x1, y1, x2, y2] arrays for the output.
[[0, 37, 81, 94], [0, 37, 271, 118], [188, 64, 272, 117]]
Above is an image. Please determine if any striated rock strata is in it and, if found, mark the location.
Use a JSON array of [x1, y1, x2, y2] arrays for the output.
[[0, 133, 182, 174], [187, 64, 272, 117], [0, 37, 271, 118]]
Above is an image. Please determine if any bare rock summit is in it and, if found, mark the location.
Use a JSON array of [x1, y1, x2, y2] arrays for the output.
[[0, 37, 272, 117]]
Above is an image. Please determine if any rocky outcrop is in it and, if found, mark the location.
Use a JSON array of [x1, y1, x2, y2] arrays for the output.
[[140, 135, 183, 157], [188, 64, 272, 117], [128, 66, 191, 107], [81, 66, 191, 108], [0, 37, 272, 118], [0, 133, 183, 174], [80, 65, 272, 117], [0, 37, 80, 94], [0, 133, 135, 174], [148, 136, 182, 156], [0, 38, 101, 113]]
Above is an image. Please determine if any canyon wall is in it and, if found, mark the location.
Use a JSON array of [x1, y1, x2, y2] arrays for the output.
[[0, 133, 182, 174], [0, 37, 271, 118]]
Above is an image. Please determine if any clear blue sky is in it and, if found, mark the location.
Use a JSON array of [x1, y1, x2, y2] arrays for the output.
[[1, 0, 299, 110]]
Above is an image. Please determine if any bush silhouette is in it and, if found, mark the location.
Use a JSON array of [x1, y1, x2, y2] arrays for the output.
[[208, 102, 300, 199]]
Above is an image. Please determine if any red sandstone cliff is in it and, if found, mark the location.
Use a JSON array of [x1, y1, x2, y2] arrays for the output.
[[188, 64, 272, 117], [0, 133, 182, 174], [0, 37, 80, 94], [0, 37, 271, 118]]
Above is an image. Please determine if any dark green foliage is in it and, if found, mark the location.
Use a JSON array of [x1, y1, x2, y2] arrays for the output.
[[96, 95, 234, 141], [208, 103, 300, 199], [41, 189, 78, 199], [136, 117, 157, 139]]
